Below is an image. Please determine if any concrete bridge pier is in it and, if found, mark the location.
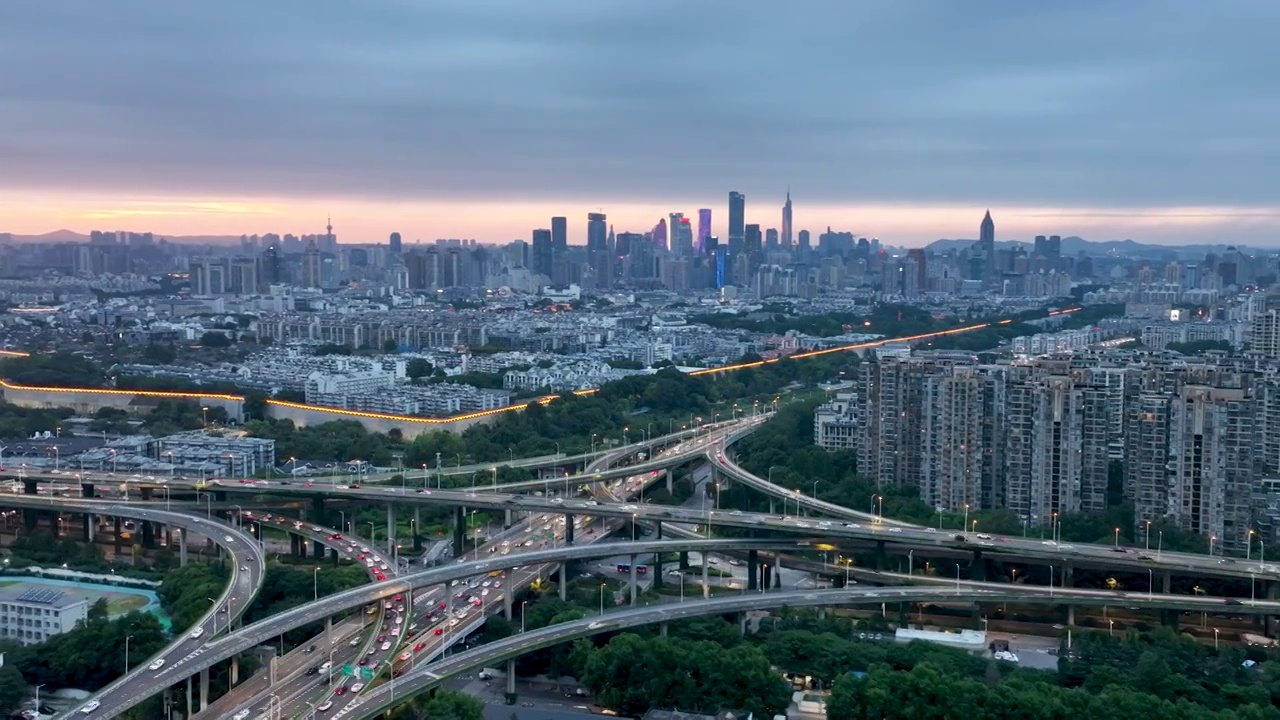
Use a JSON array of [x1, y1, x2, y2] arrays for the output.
[[629, 556, 638, 604], [22, 478, 37, 495], [558, 565, 568, 601], [652, 553, 663, 590], [386, 504, 396, 556], [565, 515, 575, 545], [178, 530, 188, 566], [310, 537, 322, 559], [186, 676, 193, 719], [701, 553, 710, 599], [504, 509, 513, 529], [504, 587, 513, 620], [199, 667, 210, 711], [747, 550, 759, 591], [113, 516, 123, 555], [969, 550, 986, 582], [80, 482, 94, 498], [412, 506, 423, 552], [452, 507, 466, 557], [141, 521, 155, 549], [139, 486, 153, 501], [290, 533, 301, 557], [874, 541, 887, 571], [739, 612, 747, 637], [505, 658, 517, 705], [660, 621, 668, 637], [679, 551, 689, 570], [310, 496, 325, 521], [82, 513, 94, 542], [230, 657, 239, 687], [330, 547, 339, 566]]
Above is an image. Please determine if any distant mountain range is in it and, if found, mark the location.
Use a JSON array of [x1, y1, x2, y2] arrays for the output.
[[0, 229, 241, 245], [924, 236, 1250, 260]]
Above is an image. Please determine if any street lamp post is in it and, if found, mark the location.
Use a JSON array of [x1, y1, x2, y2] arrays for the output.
[[125, 634, 134, 673], [520, 600, 528, 633], [599, 583, 607, 615], [1114, 527, 1120, 548], [1248, 530, 1256, 561], [313, 567, 320, 601]]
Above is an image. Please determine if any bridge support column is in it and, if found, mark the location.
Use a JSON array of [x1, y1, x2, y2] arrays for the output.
[[818, 607, 826, 621], [386, 504, 396, 555], [701, 553, 710, 599], [310, 496, 324, 521], [48, 512, 60, 538], [504, 509, 513, 529], [310, 537, 322, 559], [1067, 605, 1076, 627], [652, 554, 663, 590], [505, 658, 517, 705], [558, 565, 567, 601], [413, 507, 423, 552], [504, 587, 513, 620], [140, 486, 153, 501], [629, 555, 638, 605], [82, 513, 94, 542], [739, 612, 747, 637], [179, 530, 187, 566], [142, 521, 156, 549], [290, 533, 301, 557], [452, 507, 466, 557], [565, 514, 575, 545], [679, 551, 689, 570], [22, 478, 37, 495], [660, 621, 668, 637], [230, 656, 239, 686], [747, 550, 759, 591], [81, 482, 94, 498], [199, 667, 209, 711], [655, 521, 662, 539], [969, 550, 986, 582], [1062, 563, 1074, 588], [213, 490, 226, 502], [1162, 571, 1172, 594], [330, 547, 339, 566], [113, 517, 123, 555], [186, 675, 193, 719], [874, 541, 887, 571]]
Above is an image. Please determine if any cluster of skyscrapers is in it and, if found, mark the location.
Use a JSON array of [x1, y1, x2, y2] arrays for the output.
[[817, 347, 1280, 552]]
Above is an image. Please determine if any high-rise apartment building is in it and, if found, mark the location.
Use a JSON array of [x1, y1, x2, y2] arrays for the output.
[[1167, 384, 1255, 548], [532, 228, 553, 278], [389, 232, 402, 255]]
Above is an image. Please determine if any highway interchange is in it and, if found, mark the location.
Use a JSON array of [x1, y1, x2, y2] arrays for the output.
[[3, 415, 1271, 718]]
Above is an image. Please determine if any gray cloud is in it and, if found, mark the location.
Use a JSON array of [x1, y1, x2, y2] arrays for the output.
[[1, 0, 1278, 209]]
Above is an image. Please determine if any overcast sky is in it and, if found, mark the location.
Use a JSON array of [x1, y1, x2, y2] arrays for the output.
[[2, 0, 1278, 246]]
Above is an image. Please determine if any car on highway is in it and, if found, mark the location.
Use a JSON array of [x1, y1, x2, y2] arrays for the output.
[[239, 565, 249, 572], [79, 700, 100, 714], [233, 710, 251, 720], [351, 682, 365, 693], [434, 627, 444, 635], [224, 535, 234, 542], [190, 626, 205, 639], [317, 701, 333, 712], [381, 641, 392, 651], [414, 641, 426, 651], [148, 659, 165, 671]]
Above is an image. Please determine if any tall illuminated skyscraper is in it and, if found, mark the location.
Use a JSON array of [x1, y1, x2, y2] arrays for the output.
[[781, 189, 793, 247], [697, 209, 712, 254], [728, 192, 745, 251]]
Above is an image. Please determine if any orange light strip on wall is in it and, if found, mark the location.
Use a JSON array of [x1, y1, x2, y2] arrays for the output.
[[0, 307, 1079, 423]]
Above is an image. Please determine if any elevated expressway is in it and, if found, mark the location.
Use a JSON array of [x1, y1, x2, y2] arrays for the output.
[[0, 497, 268, 720], [55, 533, 1280, 720], [349, 582, 1280, 719], [216, 421, 723, 718]]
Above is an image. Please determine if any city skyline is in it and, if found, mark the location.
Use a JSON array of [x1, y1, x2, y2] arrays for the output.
[[2, 1, 1278, 245]]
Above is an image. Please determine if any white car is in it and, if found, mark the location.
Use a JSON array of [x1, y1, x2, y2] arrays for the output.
[[80, 700, 100, 714], [239, 566, 249, 572], [149, 659, 165, 670], [224, 535, 234, 542], [381, 641, 392, 651], [350, 637, 361, 647], [350, 682, 365, 693], [190, 627, 205, 639], [317, 701, 333, 712], [233, 711, 251, 720]]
